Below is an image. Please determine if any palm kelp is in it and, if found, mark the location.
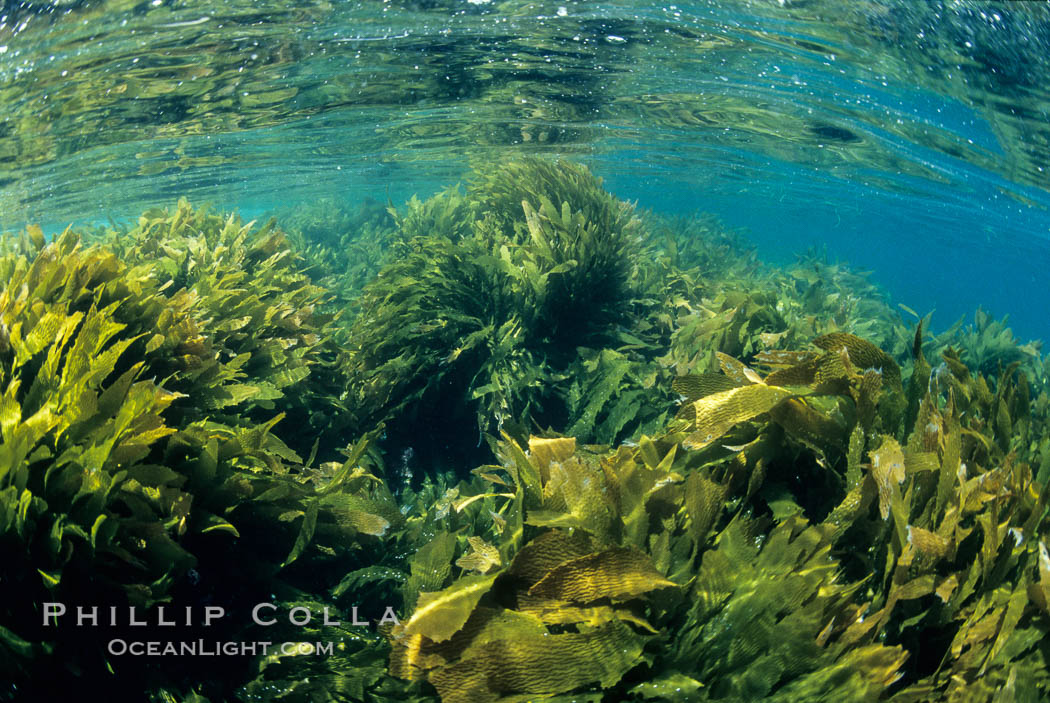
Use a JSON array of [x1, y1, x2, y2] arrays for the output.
[[0, 220, 401, 700], [0, 228, 285, 695], [379, 329, 1049, 702], [274, 197, 399, 311], [93, 199, 352, 456], [926, 306, 1044, 381], [2, 158, 1050, 703], [342, 159, 680, 469]]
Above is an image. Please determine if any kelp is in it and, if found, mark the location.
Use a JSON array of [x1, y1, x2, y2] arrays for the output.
[[277, 196, 393, 257], [668, 516, 908, 702], [274, 196, 400, 311], [344, 158, 682, 465], [927, 306, 1043, 380], [343, 159, 921, 464], [469, 158, 641, 341], [469, 158, 639, 247], [0, 226, 412, 702], [392, 186, 480, 248], [343, 230, 539, 465], [90, 199, 348, 455], [737, 331, 1050, 701], [562, 347, 673, 445], [378, 322, 1048, 702], [664, 256, 912, 383], [380, 348, 894, 701], [385, 446, 675, 701], [0, 229, 256, 692], [237, 606, 413, 703], [788, 249, 910, 359], [4, 158, 1050, 703], [645, 211, 760, 284]]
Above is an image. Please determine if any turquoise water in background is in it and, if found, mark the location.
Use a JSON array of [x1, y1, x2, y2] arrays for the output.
[[2, 0, 1049, 340]]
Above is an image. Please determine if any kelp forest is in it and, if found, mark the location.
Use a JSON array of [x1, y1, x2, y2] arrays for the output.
[[2, 159, 1049, 702]]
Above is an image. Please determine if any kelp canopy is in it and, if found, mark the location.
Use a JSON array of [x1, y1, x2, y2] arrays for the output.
[[1, 159, 1049, 703]]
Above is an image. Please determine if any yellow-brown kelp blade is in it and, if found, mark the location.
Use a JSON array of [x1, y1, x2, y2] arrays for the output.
[[680, 384, 793, 449]]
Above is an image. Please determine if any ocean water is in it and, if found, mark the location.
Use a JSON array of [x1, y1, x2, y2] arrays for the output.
[[2, 0, 1049, 339], [5, 2, 1050, 703]]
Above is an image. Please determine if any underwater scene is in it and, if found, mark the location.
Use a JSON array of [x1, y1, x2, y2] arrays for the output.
[[3, 1, 1050, 701]]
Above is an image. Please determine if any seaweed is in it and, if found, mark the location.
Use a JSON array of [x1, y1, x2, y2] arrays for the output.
[[0, 228, 263, 693], [929, 307, 1043, 380], [343, 158, 671, 467], [4, 159, 1050, 703], [0, 225, 399, 701], [378, 321, 1049, 702], [91, 199, 349, 456], [274, 196, 399, 312]]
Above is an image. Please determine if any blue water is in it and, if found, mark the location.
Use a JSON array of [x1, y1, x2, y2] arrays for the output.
[[605, 151, 1050, 341], [2, 0, 1050, 340]]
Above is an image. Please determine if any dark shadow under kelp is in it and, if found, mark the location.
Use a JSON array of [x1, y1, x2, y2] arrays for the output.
[[1, 158, 1049, 703]]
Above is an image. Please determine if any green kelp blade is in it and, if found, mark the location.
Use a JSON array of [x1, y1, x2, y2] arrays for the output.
[[320, 492, 397, 537], [1029, 541, 1050, 618], [527, 547, 678, 602], [402, 531, 457, 609], [331, 565, 406, 598], [770, 397, 848, 456], [870, 436, 909, 548], [716, 351, 764, 385], [764, 357, 821, 388], [25, 224, 46, 250], [528, 436, 576, 484], [814, 332, 902, 390], [684, 473, 728, 554], [905, 320, 932, 433], [515, 597, 658, 633], [389, 606, 524, 683], [906, 525, 951, 561], [753, 349, 819, 369], [0, 623, 36, 659], [776, 643, 908, 701], [500, 431, 543, 507], [822, 483, 872, 543], [681, 384, 792, 450], [671, 373, 739, 403], [281, 498, 318, 567], [197, 511, 240, 537], [509, 529, 596, 587], [630, 673, 704, 701], [319, 434, 374, 495], [403, 573, 498, 643], [429, 618, 645, 703], [455, 536, 502, 574]]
